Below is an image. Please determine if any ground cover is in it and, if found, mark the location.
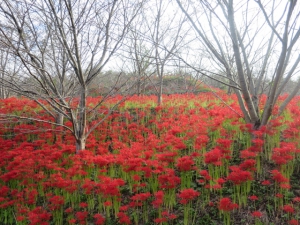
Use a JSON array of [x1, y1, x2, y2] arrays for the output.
[[0, 93, 300, 225]]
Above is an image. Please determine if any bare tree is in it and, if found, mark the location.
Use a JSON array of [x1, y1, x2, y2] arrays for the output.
[[123, 11, 156, 96], [129, 32, 155, 96], [176, 0, 300, 128], [0, 34, 21, 99], [143, 0, 189, 105], [0, 0, 144, 152]]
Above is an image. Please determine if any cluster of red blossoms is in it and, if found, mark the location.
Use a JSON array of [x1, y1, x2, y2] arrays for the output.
[[0, 94, 300, 224]]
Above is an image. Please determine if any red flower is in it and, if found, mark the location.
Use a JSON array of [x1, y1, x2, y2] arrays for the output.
[[262, 180, 271, 185], [65, 207, 73, 213], [204, 148, 222, 165], [79, 202, 88, 208], [76, 211, 88, 221], [251, 211, 262, 217], [276, 193, 283, 198], [176, 156, 195, 171], [227, 166, 253, 185], [117, 212, 131, 224], [289, 219, 299, 225], [199, 170, 211, 180], [158, 169, 181, 189], [293, 197, 300, 203], [218, 197, 238, 211], [16, 216, 25, 221], [280, 183, 291, 189], [161, 211, 177, 220], [282, 204, 295, 214], [132, 174, 141, 181], [177, 188, 200, 205], [28, 207, 51, 225], [103, 201, 112, 207], [217, 178, 226, 185], [119, 205, 129, 211], [271, 170, 288, 183], [154, 217, 167, 223], [94, 213, 105, 225], [240, 149, 257, 159], [168, 213, 177, 220], [130, 192, 151, 207], [239, 159, 256, 171], [152, 191, 164, 208], [272, 145, 295, 165], [249, 195, 258, 201], [68, 218, 77, 224]]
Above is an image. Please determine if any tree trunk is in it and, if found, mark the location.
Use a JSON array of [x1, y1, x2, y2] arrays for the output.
[[137, 79, 141, 96], [55, 113, 64, 125], [74, 85, 87, 153], [157, 68, 164, 106], [158, 76, 163, 106], [76, 138, 86, 153]]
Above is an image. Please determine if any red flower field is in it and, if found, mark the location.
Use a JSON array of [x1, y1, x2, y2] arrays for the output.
[[0, 93, 300, 224]]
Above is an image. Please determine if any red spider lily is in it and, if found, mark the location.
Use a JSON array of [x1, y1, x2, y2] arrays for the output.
[[212, 184, 222, 190], [94, 213, 105, 225], [154, 217, 168, 223], [240, 149, 257, 159], [158, 169, 181, 189], [195, 135, 209, 150], [65, 207, 73, 213], [280, 183, 291, 189], [103, 201, 112, 207], [262, 180, 271, 185], [227, 166, 253, 185], [48, 195, 65, 210], [2, 94, 300, 225], [249, 195, 258, 201], [117, 212, 131, 224], [252, 138, 264, 147], [16, 215, 25, 222], [199, 170, 211, 180], [68, 218, 77, 224], [76, 211, 89, 223], [79, 202, 88, 208], [271, 170, 289, 183], [177, 188, 200, 205], [132, 174, 141, 181], [282, 204, 295, 214], [271, 143, 296, 165], [276, 193, 284, 198], [217, 139, 232, 150], [119, 205, 130, 211], [204, 148, 222, 165], [239, 159, 256, 171], [176, 156, 195, 171], [161, 211, 177, 220], [218, 197, 239, 212], [122, 158, 144, 173], [251, 211, 262, 217], [0, 186, 10, 197], [28, 207, 51, 225], [240, 123, 253, 133], [130, 192, 151, 207], [152, 191, 164, 208], [156, 152, 178, 164], [289, 219, 299, 225], [293, 197, 300, 203], [95, 176, 125, 197], [82, 178, 96, 194]]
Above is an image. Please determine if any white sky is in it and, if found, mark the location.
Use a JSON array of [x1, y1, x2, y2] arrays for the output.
[[107, 0, 300, 80]]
